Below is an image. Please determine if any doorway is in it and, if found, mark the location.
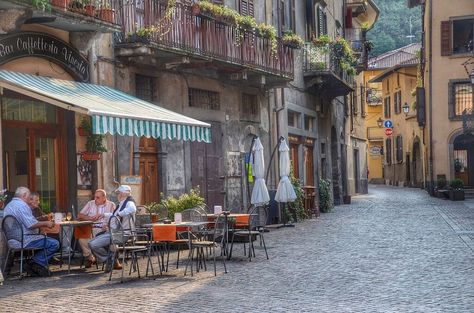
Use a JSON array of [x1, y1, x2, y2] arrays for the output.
[[453, 133, 474, 186], [353, 149, 360, 194], [190, 122, 224, 209], [138, 137, 160, 204], [2, 92, 68, 211]]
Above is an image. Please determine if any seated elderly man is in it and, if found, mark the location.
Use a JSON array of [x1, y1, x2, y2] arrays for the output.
[[88, 185, 137, 271], [77, 189, 115, 268], [4, 187, 59, 277]]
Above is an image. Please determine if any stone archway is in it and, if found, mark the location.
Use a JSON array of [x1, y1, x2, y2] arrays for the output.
[[452, 132, 474, 186]]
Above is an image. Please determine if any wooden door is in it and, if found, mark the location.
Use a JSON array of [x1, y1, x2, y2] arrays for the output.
[[138, 138, 159, 204], [191, 122, 224, 209], [304, 145, 314, 186], [290, 143, 299, 178]]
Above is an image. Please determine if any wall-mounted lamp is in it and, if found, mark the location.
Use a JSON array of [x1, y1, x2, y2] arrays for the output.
[[377, 117, 384, 128], [402, 102, 410, 116]]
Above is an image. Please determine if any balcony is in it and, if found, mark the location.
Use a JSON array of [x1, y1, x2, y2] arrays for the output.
[[114, 1, 294, 86], [345, 28, 368, 70], [367, 126, 384, 141], [302, 42, 355, 98], [0, 0, 121, 32]]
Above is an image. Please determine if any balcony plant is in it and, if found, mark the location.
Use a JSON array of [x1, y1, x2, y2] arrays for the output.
[[333, 37, 357, 76], [51, 0, 70, 10], [83, 0, 96, 16], [69, 0, 84, 12], [281, 30, 304, 49], [257, 23, 277, 55], [31, 0, 51, 11], [313, 34, 331, 47], [449, 178, 464, 201], [98, 1, 115, 23]]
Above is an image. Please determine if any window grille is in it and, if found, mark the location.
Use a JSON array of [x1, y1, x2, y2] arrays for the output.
[[240, 93, 259, 122], [188, 88, 220, 110]]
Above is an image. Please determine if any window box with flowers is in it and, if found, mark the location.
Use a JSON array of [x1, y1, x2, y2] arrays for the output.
[[281, 30, 304, 49]]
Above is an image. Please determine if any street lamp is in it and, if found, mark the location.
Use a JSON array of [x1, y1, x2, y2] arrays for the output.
[[402, 102, 410, 116], [377, 117, 384, 128]]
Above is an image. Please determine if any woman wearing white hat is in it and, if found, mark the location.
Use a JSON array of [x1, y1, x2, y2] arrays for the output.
[[88, 185, 137, 271]]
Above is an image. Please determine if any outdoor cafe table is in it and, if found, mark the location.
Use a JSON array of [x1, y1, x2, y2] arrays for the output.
[[56, 220, 98, 273], [142, 221, 210, 272], [205, 213, 251, 259]]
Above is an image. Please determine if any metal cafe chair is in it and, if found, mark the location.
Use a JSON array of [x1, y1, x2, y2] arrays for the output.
[[229, 206, 269, 261], [2, 215, 50, 278], [184, 213, 227, 276], [107, 215, 149, 283]]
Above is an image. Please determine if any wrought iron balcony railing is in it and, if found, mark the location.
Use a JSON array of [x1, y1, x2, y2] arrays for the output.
[[345, 28, 368, 70], [116, 1, 294, 79], [303, 42, 355, 88]]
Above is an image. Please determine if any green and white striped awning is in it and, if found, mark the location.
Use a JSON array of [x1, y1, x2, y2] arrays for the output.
[[0, 70, 211, 143]]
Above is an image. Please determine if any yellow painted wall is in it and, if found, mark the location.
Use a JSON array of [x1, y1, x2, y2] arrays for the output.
[[364, 69, 384, 181], [425, 0, 474, 184]]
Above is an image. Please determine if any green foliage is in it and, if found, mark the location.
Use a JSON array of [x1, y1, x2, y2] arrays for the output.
[[318, 178, 333, 213], [31, 0, 51, 11], [159, 187, 205, 219], [281, 30, 304, 49], [333, 37, 357, 76], [287, 163, 306, 222], [257, 23, 278, 55], [313, 34, 331, 46], [40, 200, 51, 214], [81, 117, 107, 153], [144, 202, 168, 219], [436, 177, 447, 189], [366, 0, 421, 57], [449, 179, 464, 190]]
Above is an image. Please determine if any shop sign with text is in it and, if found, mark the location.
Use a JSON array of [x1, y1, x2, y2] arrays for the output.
[[0, 32, 89, 82]]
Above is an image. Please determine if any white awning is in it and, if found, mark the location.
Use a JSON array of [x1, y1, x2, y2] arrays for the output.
[[0, 70, 211, 143]]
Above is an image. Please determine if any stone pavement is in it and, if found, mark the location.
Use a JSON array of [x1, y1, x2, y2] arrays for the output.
[[0, 185, 474, 313]]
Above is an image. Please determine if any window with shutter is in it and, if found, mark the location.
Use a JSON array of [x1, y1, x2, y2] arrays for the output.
[[360, 86, 366, 116], [394, 90, 402, 114], [239, 0, 254, 17], [384, 97, 391, 118], [396, 136, 403, 163], [440, 20, 452, 56], [386, 138, 392, 165]]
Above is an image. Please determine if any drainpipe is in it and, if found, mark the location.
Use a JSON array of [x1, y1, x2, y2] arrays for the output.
[[428, 1, 434, 194]]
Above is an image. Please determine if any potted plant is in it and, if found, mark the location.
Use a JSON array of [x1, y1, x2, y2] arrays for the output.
[[80, 117, 107, 161], [98, 2, 115, 23], [449, 178, 465, 201], [51, 0, 70, 10], [318, 178, 333, 213], [159, 187, 204, 220], [434, 177, 448, 198], [78, 116, 91, 136], [83, 0, 96, 16], [144, 202, 167, 223]]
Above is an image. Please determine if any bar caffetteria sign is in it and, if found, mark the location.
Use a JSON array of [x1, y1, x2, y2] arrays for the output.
[[0, 32, 89, 82]]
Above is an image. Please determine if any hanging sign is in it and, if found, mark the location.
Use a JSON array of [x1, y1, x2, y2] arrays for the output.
[[370, 146, 382, 155], [0, 32, 89, 82]]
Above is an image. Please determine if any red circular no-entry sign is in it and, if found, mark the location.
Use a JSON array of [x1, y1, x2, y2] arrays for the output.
[[385, 128, 393, 136]]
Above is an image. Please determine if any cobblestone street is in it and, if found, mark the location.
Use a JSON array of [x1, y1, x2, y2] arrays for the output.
[[1, 185, 474, 313]]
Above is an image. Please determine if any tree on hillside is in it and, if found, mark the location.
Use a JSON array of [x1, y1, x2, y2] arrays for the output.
[[367, 0, 421, 57]]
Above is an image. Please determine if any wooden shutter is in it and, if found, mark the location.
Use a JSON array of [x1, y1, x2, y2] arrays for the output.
[[440, 21, 452, 56], [416, 87, 426, 126], [239, 0, 254, 17]]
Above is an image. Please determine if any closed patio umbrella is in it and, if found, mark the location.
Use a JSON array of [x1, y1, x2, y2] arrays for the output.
[[251, 137, 270, 206], [275, 139, 297, 203]]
